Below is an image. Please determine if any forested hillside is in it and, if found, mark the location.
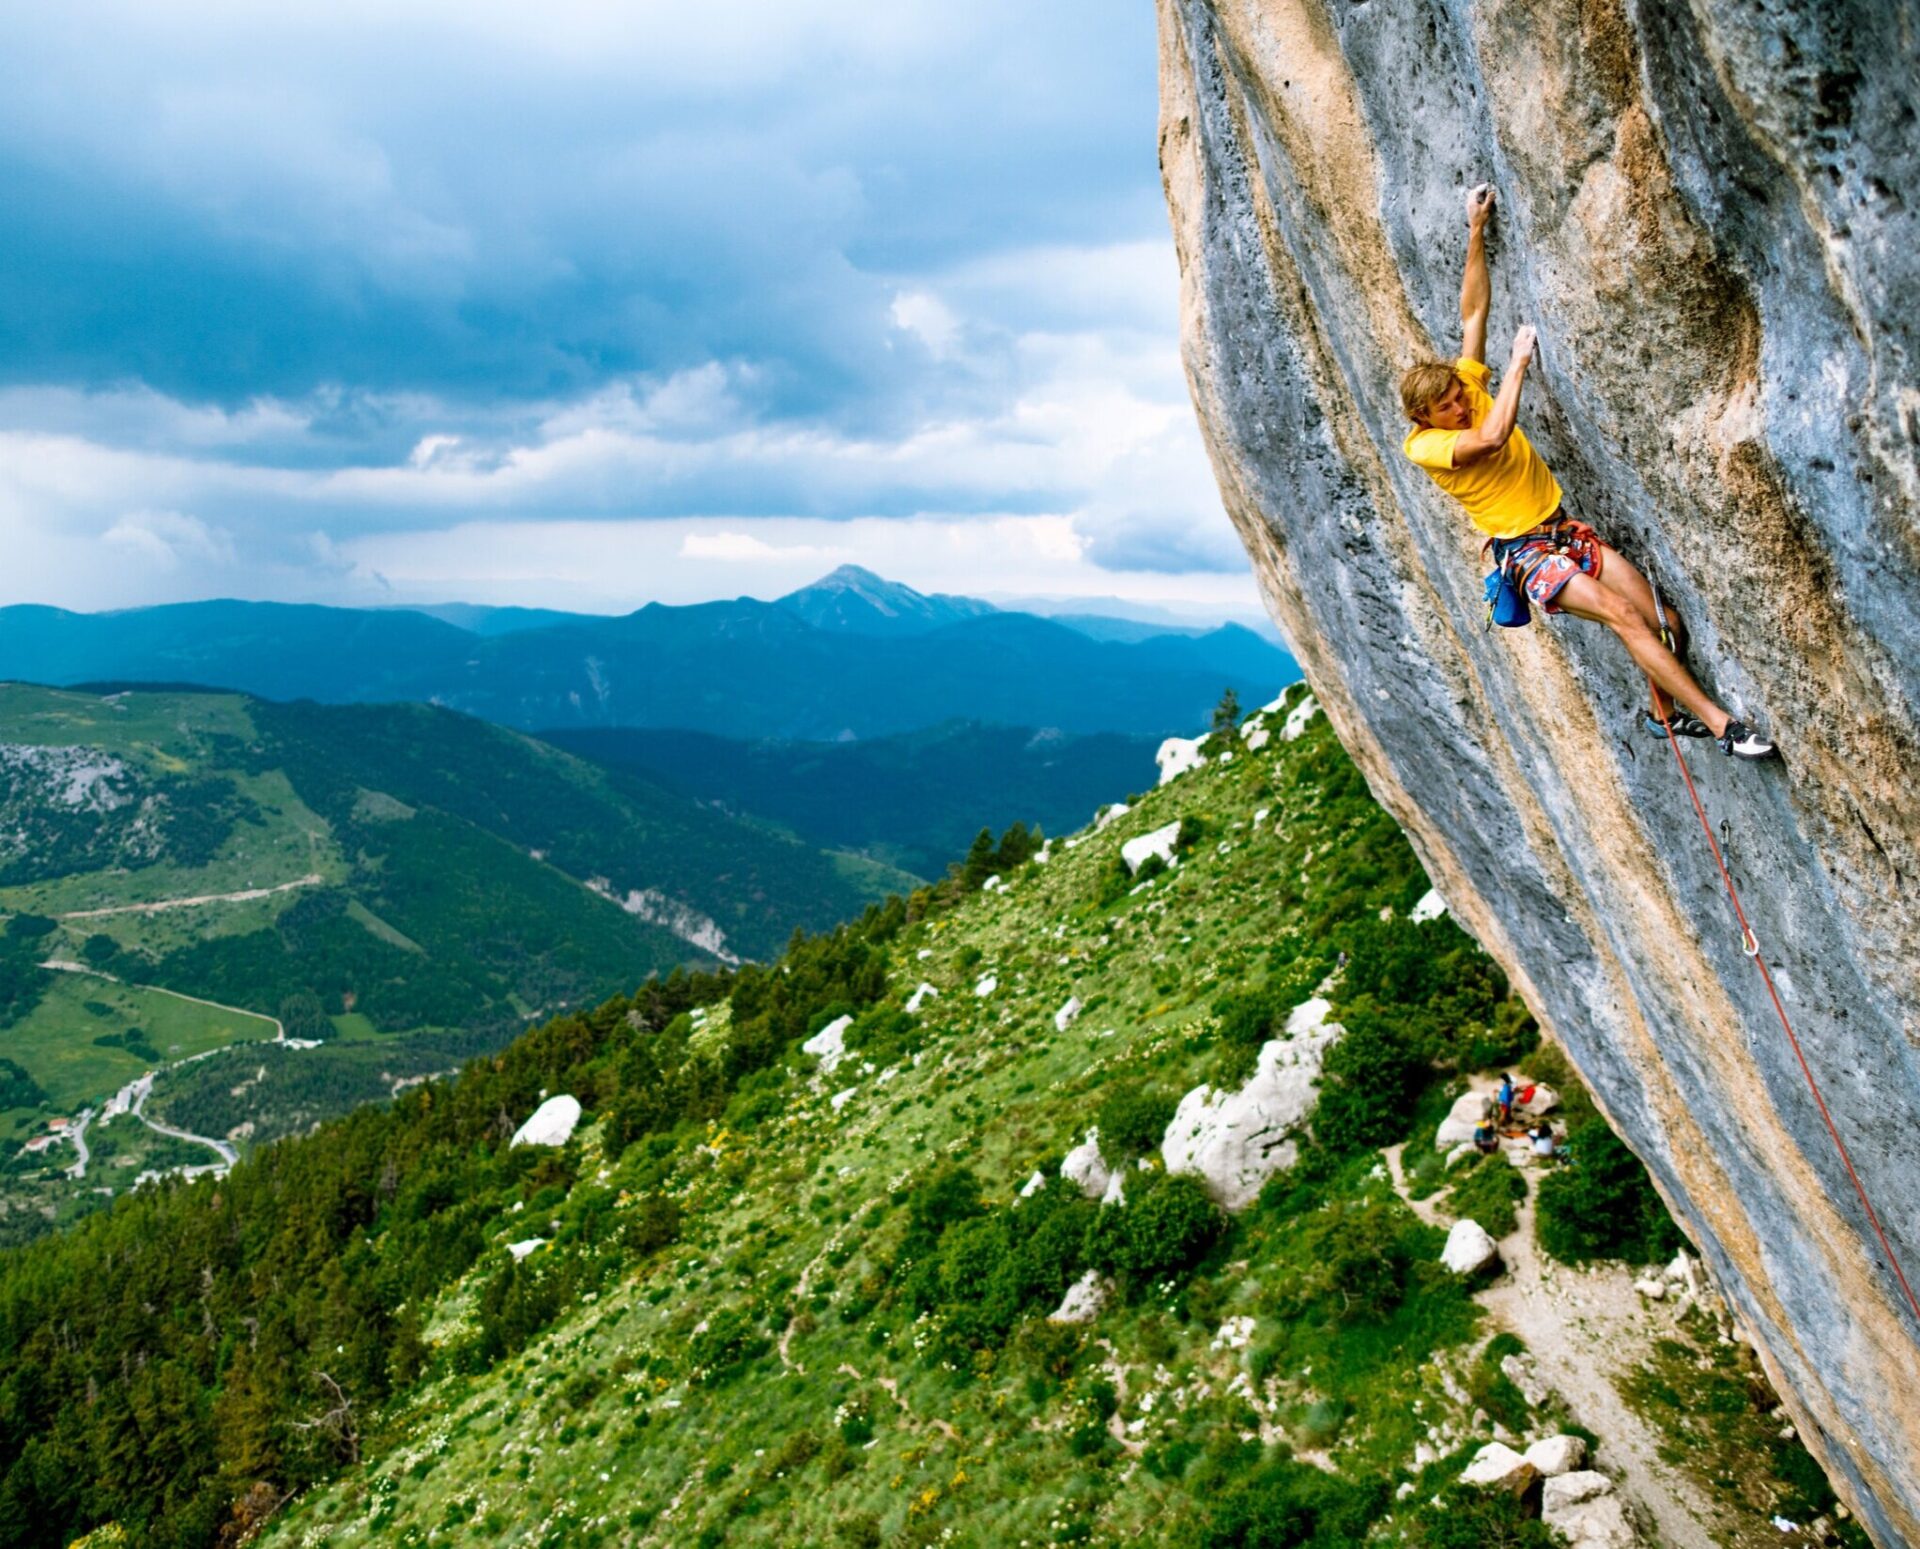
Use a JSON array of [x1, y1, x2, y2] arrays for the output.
[[0, 687, 910, 1241], [0, 688, 1858, 1549], [544, 721, 1162, 878]]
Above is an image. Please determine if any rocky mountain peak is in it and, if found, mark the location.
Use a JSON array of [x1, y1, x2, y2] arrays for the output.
[[775, 565, 997, 635]]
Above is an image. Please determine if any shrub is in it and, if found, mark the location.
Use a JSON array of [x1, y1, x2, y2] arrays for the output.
[[688, 1307, 768, 1382], [1445, 1154, 1526, 1240], [1083, 1172, 1224, 1289], [1277, 1198, 1417, 1327], [1095, 1080, 1177, 1159], [1535, 1122, 1684, 1265], [1199, 1458, 1385, 1548], [1399, 1482, 1560, 1547], [1311, 1011, 1426, 1153]]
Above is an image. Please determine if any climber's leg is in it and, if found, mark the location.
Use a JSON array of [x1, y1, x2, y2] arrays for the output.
[[1549, 572, 1733, 737], [1587, 545, 1703, 731]]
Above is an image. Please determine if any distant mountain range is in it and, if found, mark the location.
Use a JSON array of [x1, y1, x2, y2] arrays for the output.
[[0, 568, 1298, 740], [545, 720, 1165, 879]]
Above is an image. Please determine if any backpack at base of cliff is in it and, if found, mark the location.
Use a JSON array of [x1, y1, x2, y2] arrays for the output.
[[1483, 562, 1531, 628]]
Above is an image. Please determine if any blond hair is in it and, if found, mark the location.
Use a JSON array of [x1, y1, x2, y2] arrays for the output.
[[1399, 361, 1461, 423]]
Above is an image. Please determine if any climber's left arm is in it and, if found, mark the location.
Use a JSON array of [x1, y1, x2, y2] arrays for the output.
[[1460, 184, 1494, 364]]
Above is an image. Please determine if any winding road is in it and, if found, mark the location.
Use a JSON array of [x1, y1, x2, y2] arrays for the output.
[[37, 964, 271, 1183]]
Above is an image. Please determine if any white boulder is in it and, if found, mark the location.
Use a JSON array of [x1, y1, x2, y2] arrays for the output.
[[1441, 1219, 1501, 1276], [1281, 694, 1321, 741], [1054, 996, 1083, 1032], [1048, 1270, 1108, 1324], [1543, 1474, 1636, 1547], [1122, 821, 1183, 875], [1436, 1090, 1495, 1149], [1062, 1132, 1113, 1199], [1161, 1013, 1345, 1210], [506, 1239, 547, 1261], [1285, 997, 1332, 1035], [802, 1014, 854, 1074], [1019, 1170, 1047, 1198], [1524, 1434, 1588, 1477], [1244, 724, 1272, 752], [830, 1086, 858, 1111], [1633, 1278, 1667, 1301], [1459, 1442, 1536, 1492], [1410, 887, 1449, 924], [1542, 1471, 1613, 1510], [1100, 1169, 1127, 1207], [1095, 802, 1130, 830], [981, 874, 1004, 892], [1503, 1353, 1552, 1407], [905, 982, 938, 1013], [1211, 1316, 1257, 1351], [510, 1095, 582, 1148], [974, 975, 998, 997], [1156, 736, 1208, 785]]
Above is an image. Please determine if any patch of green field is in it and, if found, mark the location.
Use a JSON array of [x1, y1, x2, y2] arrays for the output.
[[327, 1012, 383, 1041], [828, 848, 927, 895], [0, 971, 275, 1112], [0, 683, 255, 757], [0, 764, 342, 921], [344, 899, 424, 954]]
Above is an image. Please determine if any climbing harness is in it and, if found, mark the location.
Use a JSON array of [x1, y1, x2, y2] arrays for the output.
[[1481, 519, 1605, 631], [1647, 580, 1920, 1333]]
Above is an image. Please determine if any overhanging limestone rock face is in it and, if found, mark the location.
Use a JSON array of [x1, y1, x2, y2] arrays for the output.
[[1157, 1, 1920, 1541]]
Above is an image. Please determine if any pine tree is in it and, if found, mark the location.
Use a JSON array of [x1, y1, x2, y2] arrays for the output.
[[959, 828, 997, 889], [1211, 687, 1242, 734]]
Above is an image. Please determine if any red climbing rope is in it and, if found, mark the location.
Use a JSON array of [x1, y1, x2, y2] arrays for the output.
[[1656, 704, 1920, 1332]]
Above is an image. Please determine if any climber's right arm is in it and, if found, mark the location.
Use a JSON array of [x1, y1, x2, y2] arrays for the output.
[[1451, 328, 1536, 466]]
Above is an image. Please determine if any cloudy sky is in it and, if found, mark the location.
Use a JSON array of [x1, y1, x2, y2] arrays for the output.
[[0, 1, 1261, 623]]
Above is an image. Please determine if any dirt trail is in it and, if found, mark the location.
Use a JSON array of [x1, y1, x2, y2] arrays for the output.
[[58, 872, 322, 919], [1384, 1143, 1717, 1548]]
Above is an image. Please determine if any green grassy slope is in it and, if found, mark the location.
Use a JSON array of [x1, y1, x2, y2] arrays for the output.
[[1, 691, 1855, 1549], [240, 691, 1534, 1549]]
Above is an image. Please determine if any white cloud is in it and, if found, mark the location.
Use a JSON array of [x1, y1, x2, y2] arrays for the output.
[[890, 290, 962, 358], [679, 530, 825, 562], [100, 511, 237, 571]]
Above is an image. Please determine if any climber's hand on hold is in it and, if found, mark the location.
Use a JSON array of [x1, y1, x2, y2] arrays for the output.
[[1465, 183, 1495, 231], [1510, 325, 1538, 368]]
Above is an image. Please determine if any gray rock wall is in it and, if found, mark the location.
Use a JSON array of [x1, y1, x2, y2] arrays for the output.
[[1156, 1, 1920, 1540]]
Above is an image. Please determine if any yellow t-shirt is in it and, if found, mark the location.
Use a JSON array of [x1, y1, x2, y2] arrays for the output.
[[1403, 357, 1562, 539]]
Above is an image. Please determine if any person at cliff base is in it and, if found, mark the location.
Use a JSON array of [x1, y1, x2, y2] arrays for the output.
[[1399, 183, 1777, 763]]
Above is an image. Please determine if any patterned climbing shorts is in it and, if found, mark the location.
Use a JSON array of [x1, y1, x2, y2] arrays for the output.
[[1490, 519, 1604, 615]]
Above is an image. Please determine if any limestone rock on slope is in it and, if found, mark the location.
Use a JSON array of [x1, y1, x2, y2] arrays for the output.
[[509, 1095, 581, 1149], [1161, 1004, 1343, 1209], [1158, 2, 1920, 1539]]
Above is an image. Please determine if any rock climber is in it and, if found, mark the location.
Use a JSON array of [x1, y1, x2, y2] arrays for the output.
[[1496, 1072, 1516, 1127], [1399, 184, 1776, 761]]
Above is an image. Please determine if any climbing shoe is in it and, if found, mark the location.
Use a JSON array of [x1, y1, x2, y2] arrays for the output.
[[1717, 720, 1778, 760], [1645, 710, 1713, 739]]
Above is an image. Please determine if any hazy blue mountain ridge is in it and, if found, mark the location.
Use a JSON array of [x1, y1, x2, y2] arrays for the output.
[[0, 572, 1298, 740]]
